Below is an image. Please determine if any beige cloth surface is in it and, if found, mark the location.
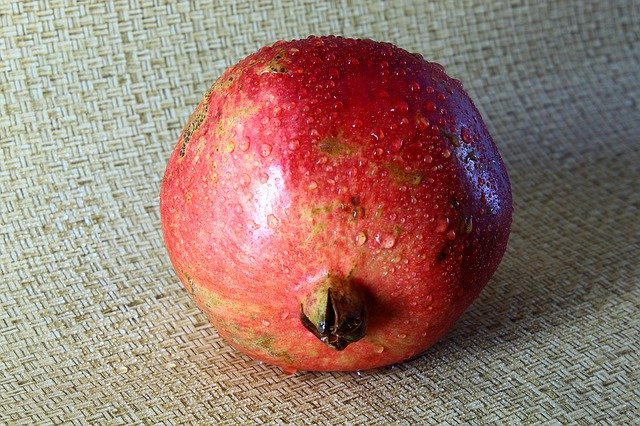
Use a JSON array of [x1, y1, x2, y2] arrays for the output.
[[1, 1, 639, 423]]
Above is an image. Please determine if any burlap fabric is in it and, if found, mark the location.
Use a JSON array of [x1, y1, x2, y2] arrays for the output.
[[1, 1, 638, 424]]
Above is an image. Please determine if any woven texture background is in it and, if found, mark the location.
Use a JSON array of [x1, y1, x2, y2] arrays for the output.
[[2, 0, 639, 423]]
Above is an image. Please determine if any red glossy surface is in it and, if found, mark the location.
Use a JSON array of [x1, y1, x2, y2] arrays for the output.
[[160, 36, 512, 372]]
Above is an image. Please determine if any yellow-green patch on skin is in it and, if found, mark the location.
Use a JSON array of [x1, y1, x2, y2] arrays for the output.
[[217, 105, 259, 139], [318, 137, 358, 157], [385, 163, 424, 186], [193, 282, 222, 310], [210, 71, 239, 93], [179, 104, 207, 158], [258, 49, 288, 74], [305, 222, 327, 242], [441, 129, 461, 147], [300, 201, 341, 221]]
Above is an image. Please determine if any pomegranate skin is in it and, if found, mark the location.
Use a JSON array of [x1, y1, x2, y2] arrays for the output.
[[160, 36, 512, 372]]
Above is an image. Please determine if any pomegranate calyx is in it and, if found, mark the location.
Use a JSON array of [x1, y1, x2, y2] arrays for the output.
[[299, 274, 366, 351]]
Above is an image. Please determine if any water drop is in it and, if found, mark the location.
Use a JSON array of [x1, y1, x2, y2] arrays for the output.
[[259, 172, 269, 184], [260, 144, 272, 157], [373, 345, 385, 354], [425, 86, 435, 94], [355, 231, 367, 246], [425, 294, 433, 304], [267, 214, 279, 228], [281, 311, 290, 320], [346, 57, 359, 66], [447, 229, 456, 240], [437, 93, 446, 101], [435, 218, 449, 233], [397, 333, 407, 339], [246, 219, 260, 230], [328, 68, 340, 79], [381, 235, 396, 249], [391, 100, 409, 114], [234, 204, 244, 214], [240, 173, 251, 186], [409, 81, 421, 92], [424, 101, 437, 113], [288, 139, 300, 150], [443, 149, 451, 159], [308, 180, 318, 190], [461, 127, 471, 143], [240, 137, 251, 151], [261, 319, 271, 326]]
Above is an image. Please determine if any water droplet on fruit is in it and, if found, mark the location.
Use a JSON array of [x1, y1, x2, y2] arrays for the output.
[[397, 333, 407, 339], [424, 101, 437, 113], [346, 57, 359, 66], [261, 319, 271, 327], [260, 144, 272, 157], [328, 68, 340, 79], [435, 218, 449, 233], [281, 311, 290, 320], [425, 86, 435, 94], [437, 93, 446, 101], [460, 127, 471, 143], [355, 231, 367, 246], [240, 173, 251, 186], [308, 180, 318, 190], [381, 235, 396, 249], [234, 204, 244, 214], [267, 214, 279, 228], [409, 81, 421, 92], [240, 137, 251, 151], [425, 294, 433, 304], [391, 100, 409, 114], [288, 139, 300, 150], [246, 219, 260, 230], [373, 345, 385, 354], [447, 230, 457, 240], [259, 172, 269, 184], [443, 149, 451, 158]]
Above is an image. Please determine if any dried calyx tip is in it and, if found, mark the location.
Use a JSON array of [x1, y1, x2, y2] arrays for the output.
[[299, 274, 366, 350]]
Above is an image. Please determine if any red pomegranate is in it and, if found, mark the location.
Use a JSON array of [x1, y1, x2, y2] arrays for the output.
[[160, 36, 512, 373]]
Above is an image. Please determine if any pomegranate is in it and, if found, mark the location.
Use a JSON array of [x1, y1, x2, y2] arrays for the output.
[[160, 36, 512, 372]]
